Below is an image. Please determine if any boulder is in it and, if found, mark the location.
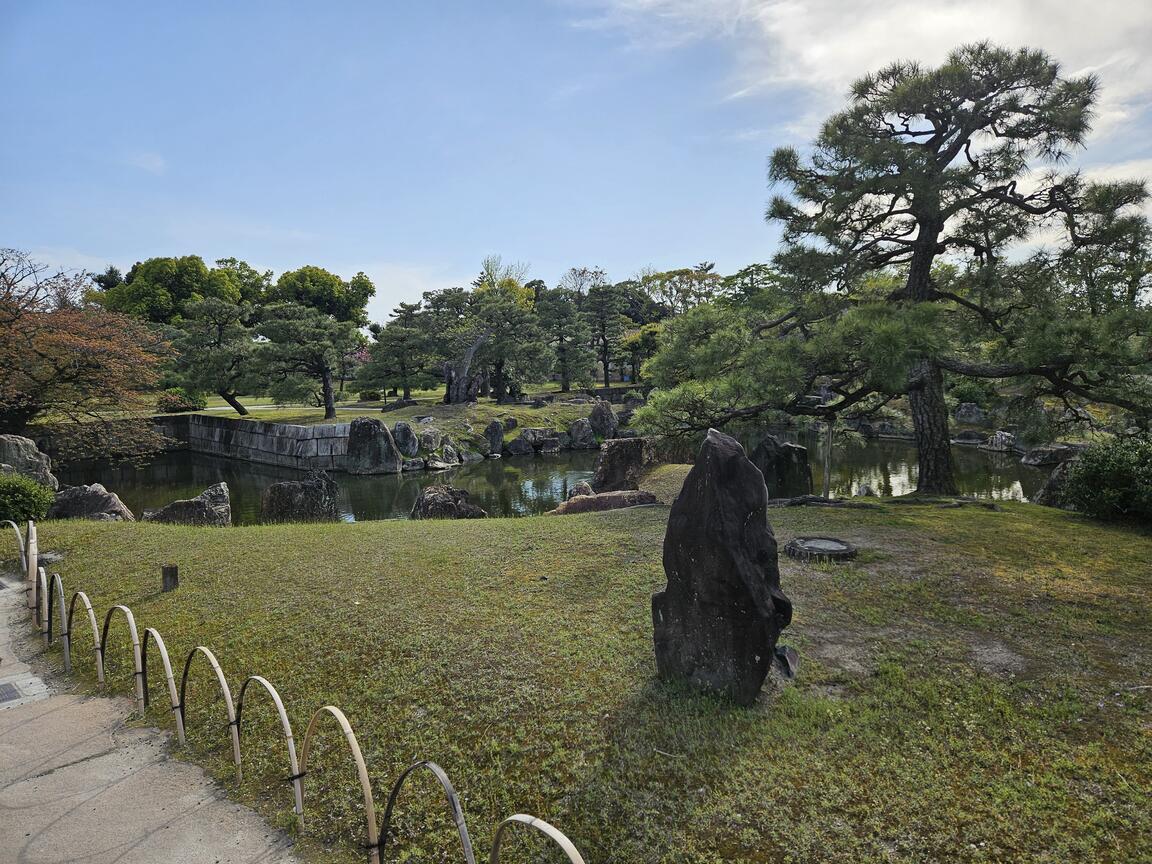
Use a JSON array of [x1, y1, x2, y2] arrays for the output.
[[955, 402, 989, 426], [1021, 444, 1080, 467], [48, 484, 135, 522], [410, 484, 488, 519], [459, 449, 484, 464], [652, 429, 793, 706], [980, 430, 1019, 453], [441, 440, 461, 464], [418, 428, 443, 452], [588, 400, 619, 439], [504, 437, 534, 456], [547, 489, 658, 515], [568, 480, 594, 499], [380, 398, 418, 413], [502, 417, 518, 432], [346, 418, 403, 474], [518, 428, 557, 447], [143, 483, 231, 527], [483, 420, 505, 456], [567, 418, 598, 450], [402, 458, 426, 472], [0, 434, 58, 490], [392, 422, 420, 458], [591, 437, 656, 492], [539, 440, 562, 455], [749, 435, 812, 498], [260, 470, 340, 522], [1033, 460, 1076, 509], [616, 408, 635, 427]]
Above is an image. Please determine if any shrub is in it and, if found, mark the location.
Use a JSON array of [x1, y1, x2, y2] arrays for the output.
[[156, 387, 207, 413], [0, 473, 55, 523], [357, 390, 382, 402], [949, 378, 997, 407], [1063, 437, 1152, 523]]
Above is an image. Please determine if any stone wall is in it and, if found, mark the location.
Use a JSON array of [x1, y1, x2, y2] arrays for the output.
[[155, 414, 349, 471]]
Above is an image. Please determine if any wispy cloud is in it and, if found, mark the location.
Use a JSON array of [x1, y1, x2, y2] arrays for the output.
[[576, 0, 1152, 145], [126, 151, 167, 175]]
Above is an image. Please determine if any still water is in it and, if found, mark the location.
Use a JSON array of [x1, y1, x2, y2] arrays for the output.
[[56, 433, 1046, 525]]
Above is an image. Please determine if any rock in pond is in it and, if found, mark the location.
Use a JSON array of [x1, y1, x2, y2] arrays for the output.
[[411, 485, 488, 519], [652, 429, 793, 706], [1021, 444, 1080, 467], [588, 400, 619, 439], [591, 437, 655, 492], [980, 430, 1019, 453], [0, 434, 58, 490], [48, 483, 135, 522], [547, 489, 658, 515], [749, 435, 811, 498], [568, 480, 594, 499], [346, 417, 403, 474], [567, 418, 598, 450], [260, 470, 340, 522], [392, 422, 420, 458], [483, 420, 505, 456], [143, 482, 231, 527], [504, 437, 534, 457]]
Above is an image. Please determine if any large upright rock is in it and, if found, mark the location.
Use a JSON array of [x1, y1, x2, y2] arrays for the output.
[[567, 418, 598, 450], [0, 434, 58, 490], [346, 418, 403, 474], [260, 470, 340, 522], [749, 435, 812, 498], [410, 485, 488, 519], [48, 484, 135, 521], [483, 420, 505, 456], [143, 483, 231, 527], [588, 401, 619, 439], [652, 429, 793, 706], [392, 422, 420, 458], [591, 437, 655, 492], [1033, 460, 1077, 509]]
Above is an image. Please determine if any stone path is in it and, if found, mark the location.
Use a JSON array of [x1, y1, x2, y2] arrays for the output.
[[0, 573, 300, 864]]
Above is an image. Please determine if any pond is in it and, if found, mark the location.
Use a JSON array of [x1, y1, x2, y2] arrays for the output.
[[57, 433, 1046, 525]]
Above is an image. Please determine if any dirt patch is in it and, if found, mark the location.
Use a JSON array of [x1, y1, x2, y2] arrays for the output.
[[970, 637, 1028, 677]]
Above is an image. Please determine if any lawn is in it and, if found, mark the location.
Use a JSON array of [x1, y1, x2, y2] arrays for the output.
[[25, 494, 1151, 863]]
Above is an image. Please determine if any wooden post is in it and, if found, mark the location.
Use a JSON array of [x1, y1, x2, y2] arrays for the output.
[[162, 564, 179, 593]]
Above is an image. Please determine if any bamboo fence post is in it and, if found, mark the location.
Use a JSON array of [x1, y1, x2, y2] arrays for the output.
[[68, 591, 104, 683]]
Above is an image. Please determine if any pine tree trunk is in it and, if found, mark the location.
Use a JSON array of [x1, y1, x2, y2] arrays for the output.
[[908, 361, 958, 494], [491, 360, 507, 402], [321, 368, 337, 420], [219, 391, 249, 416], [402, 383, 411, 400]]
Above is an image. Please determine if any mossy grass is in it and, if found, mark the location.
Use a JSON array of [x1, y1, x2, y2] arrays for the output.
[[28, 500, 1151, 863]]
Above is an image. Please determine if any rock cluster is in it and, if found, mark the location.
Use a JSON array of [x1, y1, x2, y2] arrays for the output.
[[652, 429, 793, 706], [410, 484, 488, 519], [143, 483, 231, 527]]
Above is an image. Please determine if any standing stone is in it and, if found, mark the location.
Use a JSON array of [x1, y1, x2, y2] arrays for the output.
[[392, 422, 420, 458], [0, 434, 58, 490], [418, 428, 443, 453], [591, 437, 655, 492], [483, 420, 505, 456], [588, 401, 619, 439], [652, 429, 793, 706], [410, 485, 488, 519], [346, 418, 403, 474], [749, 435, 812, 498], [48, 483, 135, 521], [143, 482, 231, 527], [567, 418, 598, 450], [1033, 460, 1077, 509], [260, 471, 340, 522]]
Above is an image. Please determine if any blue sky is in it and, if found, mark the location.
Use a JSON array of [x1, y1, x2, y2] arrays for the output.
[[2, 1, 1149, 322]]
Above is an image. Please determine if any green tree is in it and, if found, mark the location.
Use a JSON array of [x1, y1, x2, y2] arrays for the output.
[[214, 258, 273, 304], [357, 321, 434, 400], [765, 42, 1141, 493], [173, 298, 261, 415], [100, 255, 233, 323], [475, 287, 552, 401], [537, 287, 595, 391], [271, 265, 375, 325], [255, 303, 362, 419], [620, 322, 664, 384], [584, 282, 630, 386], [641, 263, 722, 315]]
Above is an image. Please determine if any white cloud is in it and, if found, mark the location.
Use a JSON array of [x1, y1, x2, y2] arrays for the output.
[[126, 151, 167, 175], [576, 0, 1152, 143]]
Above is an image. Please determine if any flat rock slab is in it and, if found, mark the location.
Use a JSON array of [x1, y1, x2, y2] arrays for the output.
[[784, 536, 857, 563]]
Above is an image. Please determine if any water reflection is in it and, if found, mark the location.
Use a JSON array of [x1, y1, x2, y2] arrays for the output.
[[56, 433, 1045, 526]]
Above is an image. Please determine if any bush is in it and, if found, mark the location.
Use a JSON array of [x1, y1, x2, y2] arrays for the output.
[[156, 387, 207, 413], [948, 378, 996, 407], [0, 473, 55, 523], [1063, 437, 1152, 523], [357, 390, 382, 402]]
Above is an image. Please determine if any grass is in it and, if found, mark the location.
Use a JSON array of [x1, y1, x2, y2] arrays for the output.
[[25, 498, 1152, 863]]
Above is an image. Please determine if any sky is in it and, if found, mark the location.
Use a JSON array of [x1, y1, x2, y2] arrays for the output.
[[2, 0, 1150, 323]]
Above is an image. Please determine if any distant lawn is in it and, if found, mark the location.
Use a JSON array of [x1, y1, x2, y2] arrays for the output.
[[29, 501, 1151, 863]]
